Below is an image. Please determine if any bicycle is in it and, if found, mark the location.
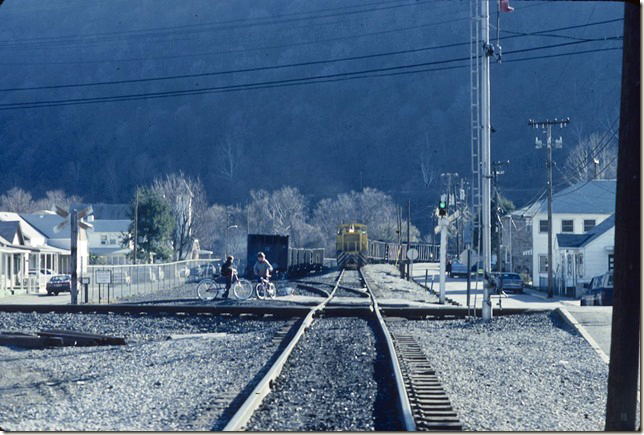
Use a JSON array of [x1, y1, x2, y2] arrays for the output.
[[196, 274, 254, 301], [254, 276, 276, 300]]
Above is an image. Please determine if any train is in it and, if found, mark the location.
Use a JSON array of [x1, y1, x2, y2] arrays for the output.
[[246, 234, 324, 278], [336, 223, 369, 269], [336, 223, 438, 267]]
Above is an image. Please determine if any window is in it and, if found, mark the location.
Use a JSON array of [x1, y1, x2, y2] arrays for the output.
[[561, 220, 574, 233], [109, 236, 117, 245], [584, 219, 596, 232], [608, 254, 614, 271], [101, 235, 108, 245], [539, 220, 548, 233], [539, 254, 548, 273]]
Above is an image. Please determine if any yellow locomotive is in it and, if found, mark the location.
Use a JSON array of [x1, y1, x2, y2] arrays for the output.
[[336, 223, 368, 269]]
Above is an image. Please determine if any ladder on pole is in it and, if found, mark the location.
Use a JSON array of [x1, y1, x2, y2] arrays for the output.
[[469, 0, 483, 309]]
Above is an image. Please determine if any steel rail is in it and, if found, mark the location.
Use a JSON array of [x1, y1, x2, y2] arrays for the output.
[[222, 269, 346, 431], [359, 267, 416, 431], [0, 303, 546, 318]]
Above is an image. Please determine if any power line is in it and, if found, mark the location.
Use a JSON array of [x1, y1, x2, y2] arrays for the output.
[[0, 17, 623, 68], [0, 1, 439, 50], [0, 36, 622, 94], [0, 43, 623, 111]]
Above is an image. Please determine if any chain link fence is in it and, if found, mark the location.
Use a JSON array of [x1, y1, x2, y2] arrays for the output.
[[82, 259, 218, 304]]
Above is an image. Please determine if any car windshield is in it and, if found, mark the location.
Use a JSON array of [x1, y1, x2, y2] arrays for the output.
[[51, 275, 70, 282]]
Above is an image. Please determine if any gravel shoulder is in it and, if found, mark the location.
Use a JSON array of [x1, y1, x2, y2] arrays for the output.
[[363, 264, 439, 303], [389, 311, 610, 431], [0, 312, 286, 431]]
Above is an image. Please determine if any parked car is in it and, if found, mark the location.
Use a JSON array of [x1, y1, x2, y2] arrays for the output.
[[187, 263, 219, 283], [46, 274, 72, 296], [580, 271, 614, 306], [449, 261, 469, 278], [495, 272, 524, 294]]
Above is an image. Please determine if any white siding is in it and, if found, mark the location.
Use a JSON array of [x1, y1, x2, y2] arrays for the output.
[[531, 212, 611, 288], [582, 229, 615, 281]]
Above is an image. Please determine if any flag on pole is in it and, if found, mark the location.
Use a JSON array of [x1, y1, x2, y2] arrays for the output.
[[500, 0, 514, 12]]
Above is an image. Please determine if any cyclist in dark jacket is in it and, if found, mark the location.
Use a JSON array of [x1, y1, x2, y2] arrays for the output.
[[221, 256, 237, 298]]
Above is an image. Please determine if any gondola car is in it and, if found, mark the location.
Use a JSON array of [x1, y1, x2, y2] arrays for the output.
[[336, 223, 368, 269]]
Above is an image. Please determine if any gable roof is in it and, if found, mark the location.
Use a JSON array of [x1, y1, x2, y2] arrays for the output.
[[556, 213, 615, 248], [513, 180, 616, 218], [0, 221, 24, 245], [20, 213, 68, 239]]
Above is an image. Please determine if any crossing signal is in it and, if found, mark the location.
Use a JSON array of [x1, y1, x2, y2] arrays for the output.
[[438, 200, 447, 217]]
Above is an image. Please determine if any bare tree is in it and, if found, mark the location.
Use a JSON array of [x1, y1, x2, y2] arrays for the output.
[[33, 190, 83, 212], [562, 132, 618, 185], [151, 172, 207, 260], [0, 187, 35, 213], [214, 136, 245, 181]]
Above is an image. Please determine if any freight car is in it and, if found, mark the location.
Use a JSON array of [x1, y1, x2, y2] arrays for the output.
[[246, 234, 324, 278]]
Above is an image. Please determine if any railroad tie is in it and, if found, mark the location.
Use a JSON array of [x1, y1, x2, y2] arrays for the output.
[[391, 332, 464, 431]]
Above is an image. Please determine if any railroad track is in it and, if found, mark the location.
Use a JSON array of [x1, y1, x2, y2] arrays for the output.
[[221, 268, 461, 431]]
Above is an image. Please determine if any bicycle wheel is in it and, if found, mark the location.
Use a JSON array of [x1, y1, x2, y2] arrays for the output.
[[233, 279, 254, 300], [255, 283, 266, 300], [267, 283, 277, 299], [197, 279, 224, 301]]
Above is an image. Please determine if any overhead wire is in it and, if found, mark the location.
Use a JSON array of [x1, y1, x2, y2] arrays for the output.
[[0, 35, 623, 94], [0, 17, 623, 68], [0, 43, 623, 111]]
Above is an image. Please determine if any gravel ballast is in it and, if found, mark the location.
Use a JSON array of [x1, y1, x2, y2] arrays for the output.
[[0, 312, 286, 431], [246, 317, 399, 431], [389, 311, 610, 431], [363, 264, 440, 303]]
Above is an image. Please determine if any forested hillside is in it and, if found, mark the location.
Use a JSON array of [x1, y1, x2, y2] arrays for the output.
[[0, 0, 623, 233]]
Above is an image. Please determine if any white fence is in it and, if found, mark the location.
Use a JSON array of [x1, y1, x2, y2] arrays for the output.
[[83, 259, 216, 304]]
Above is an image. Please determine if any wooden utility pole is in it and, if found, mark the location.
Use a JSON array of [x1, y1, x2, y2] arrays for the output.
[[529, 118, 569, 298], [492, 160, 509, 272], [605, 2, 640, 430]]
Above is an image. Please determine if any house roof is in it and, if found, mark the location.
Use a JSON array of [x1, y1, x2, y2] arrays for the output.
[[71, 203, 130, 220], [0, 212, 46, 243], [92, 220, 130, 233], [0, 221, 23, 245], [513, 180, 616, 217], [90, 246, 130, 256], [557, 213, 615, 248], [20, 213, 68, 239]]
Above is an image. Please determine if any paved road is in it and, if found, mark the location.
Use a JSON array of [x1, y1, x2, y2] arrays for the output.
[[0, 292, 70, 305]]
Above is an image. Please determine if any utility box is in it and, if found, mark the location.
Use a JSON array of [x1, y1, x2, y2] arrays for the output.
[[246, 234, 289, 278]]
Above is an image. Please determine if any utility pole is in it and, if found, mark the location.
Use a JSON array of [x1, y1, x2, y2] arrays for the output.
[[492, 160, 509, 272], [606, 2, 640, 430], [133, 190, 139, 265], [397, 206, 403, 277], [529, 118, 570, 298], [480, 0, 493, 321], [70, 209, 79, 305], [406, 198, 411, 281]]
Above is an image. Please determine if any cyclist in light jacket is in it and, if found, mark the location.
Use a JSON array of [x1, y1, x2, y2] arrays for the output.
[[253, 252, 273, 283]]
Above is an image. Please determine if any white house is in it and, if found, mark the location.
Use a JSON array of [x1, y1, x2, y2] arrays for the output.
[[87, 220, 131, 264], [555, 213, 614, 296], [506, 180, 615, 293], [0, 213, 70, 296], [21, 211, 90, 281]]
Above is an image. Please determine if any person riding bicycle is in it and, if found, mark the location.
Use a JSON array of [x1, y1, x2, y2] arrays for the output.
[[220, 255, 237, 299], [253, 252, 273, 284]]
